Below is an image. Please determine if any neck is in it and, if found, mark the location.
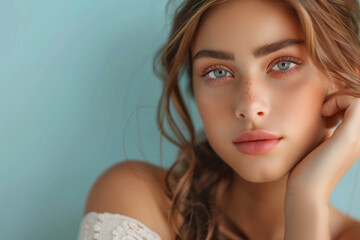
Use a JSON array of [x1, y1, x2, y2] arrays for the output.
[[216, 173, 289, 239]]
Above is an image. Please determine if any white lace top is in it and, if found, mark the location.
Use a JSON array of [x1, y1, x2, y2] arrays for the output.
[[77, 212, 162, 240]]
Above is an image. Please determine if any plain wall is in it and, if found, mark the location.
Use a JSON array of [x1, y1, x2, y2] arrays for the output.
[[0, 1, 359, 239]]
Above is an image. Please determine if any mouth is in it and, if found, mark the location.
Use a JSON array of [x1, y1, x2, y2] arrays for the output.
[[233, 138, 282, 155]]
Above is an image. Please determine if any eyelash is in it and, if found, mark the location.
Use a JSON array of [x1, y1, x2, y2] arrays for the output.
[[201, 56, 304, 85]]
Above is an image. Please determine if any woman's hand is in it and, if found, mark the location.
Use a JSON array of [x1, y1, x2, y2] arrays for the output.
[[286, 92, 360, 201]]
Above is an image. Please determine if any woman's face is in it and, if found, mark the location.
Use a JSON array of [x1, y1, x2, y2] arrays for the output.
[[191, 0, 335, 182]]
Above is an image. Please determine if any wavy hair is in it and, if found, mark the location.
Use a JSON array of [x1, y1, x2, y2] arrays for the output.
[[152, 0, 360, 239]]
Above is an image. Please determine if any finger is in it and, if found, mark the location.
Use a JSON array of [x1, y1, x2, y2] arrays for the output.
[[325, 110, 343, 128], [322, 95, 360, 142], [321, 95, 353, 117]]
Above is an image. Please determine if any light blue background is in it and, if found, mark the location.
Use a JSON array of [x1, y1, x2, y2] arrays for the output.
[[0, 1, 359, 239]]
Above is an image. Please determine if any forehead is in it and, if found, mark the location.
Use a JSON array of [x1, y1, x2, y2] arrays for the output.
[[191, 0, 303, 58]]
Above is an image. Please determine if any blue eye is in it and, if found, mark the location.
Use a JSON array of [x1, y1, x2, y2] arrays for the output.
[[268, 56, 303, 75], [272, 61, 296, 71], [208, 69, 232, 79], [201, 67, 233, 86]]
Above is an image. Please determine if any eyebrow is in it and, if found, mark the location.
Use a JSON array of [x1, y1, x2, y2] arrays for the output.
[[192, 39, 304, 61]]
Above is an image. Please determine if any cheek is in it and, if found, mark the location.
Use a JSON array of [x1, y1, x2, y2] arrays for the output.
[[277, 80, 327, 151], [279, 88, 324, 120], [272, 70, 327, 123], [195, 90, 232, 140]]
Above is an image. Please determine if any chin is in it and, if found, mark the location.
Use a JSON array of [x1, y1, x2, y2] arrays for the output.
[[232, 157, 292, 183], [239, 170, 289, 183]]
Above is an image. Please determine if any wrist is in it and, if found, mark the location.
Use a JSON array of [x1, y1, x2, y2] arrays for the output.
[[286, 179, 330, 204], [284, 191, 331, 240]]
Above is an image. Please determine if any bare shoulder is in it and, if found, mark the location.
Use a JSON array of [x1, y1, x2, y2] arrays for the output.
[[84, 159, 174, 239], [330, 205, 360, 240]]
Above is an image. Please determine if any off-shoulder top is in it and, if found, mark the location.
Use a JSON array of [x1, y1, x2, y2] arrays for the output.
[[77, 212, 162, 240]]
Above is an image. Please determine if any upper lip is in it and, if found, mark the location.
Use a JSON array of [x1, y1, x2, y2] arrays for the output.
[[233, 130, 282, 143]]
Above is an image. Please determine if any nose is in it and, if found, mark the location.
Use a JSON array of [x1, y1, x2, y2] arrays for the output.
[[235, 75, 268, 121]]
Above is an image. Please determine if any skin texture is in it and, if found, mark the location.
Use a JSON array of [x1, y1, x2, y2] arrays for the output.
[[191, 0, 360, 239]]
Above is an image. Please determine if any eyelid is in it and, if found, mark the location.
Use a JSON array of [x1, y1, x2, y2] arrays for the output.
[[200, 56, 303, 75], [267, 56, 303, 73], [201, 65, 233, 77]]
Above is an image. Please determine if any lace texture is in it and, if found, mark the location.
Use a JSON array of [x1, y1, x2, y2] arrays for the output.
[[78, 212, 162, 240]]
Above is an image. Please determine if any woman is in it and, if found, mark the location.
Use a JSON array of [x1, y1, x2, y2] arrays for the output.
[[78, 0, 360, 239]]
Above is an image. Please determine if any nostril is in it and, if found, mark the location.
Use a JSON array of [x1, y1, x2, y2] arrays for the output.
[[236, 112, 264, 119]]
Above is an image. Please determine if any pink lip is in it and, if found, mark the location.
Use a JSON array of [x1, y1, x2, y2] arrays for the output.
[[233, 130, 281, 143], [233, 130, 282, 155], [234, 139, 282, 155]]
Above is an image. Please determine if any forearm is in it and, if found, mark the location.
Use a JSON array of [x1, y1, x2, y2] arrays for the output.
[[284, 189, 331, 240]]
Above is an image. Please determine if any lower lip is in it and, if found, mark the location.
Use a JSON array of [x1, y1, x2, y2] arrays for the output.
[[234, 138, 282, 155]]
